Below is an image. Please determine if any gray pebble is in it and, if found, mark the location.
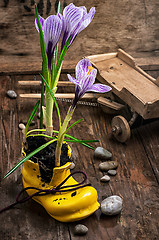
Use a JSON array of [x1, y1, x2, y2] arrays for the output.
[[7, 90, 17, 99], [74, 224, 88, 235], [94, 147, 112, 160], [19, 123, 26, 130], [101, 195, 123, 215], [70, 162, 75, 170], [108, 169, 117, 176], [99, 161, 118, 171], [100, 175, 110, 182]]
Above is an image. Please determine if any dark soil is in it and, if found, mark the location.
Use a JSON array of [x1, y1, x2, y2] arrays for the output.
[[24, 136, 71, 183]]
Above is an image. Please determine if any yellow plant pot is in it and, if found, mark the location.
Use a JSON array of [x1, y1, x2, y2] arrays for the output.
[[22, 145, 100, 222]]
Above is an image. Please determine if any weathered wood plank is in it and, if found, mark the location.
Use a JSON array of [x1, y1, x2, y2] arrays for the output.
[[67, 106, 159, 240], [0, 73, 159, 240], [0, 60, 75, 75], [0, 0, 159, 74], [136, 121, 159, 183]]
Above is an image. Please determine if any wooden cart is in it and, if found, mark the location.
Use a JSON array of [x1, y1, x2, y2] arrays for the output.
[[87, 49, 159, 142]]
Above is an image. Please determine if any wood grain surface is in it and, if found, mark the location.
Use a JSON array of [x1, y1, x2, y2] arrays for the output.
[[0, 71, 159, 240], [0, 0, 159, 74], [0, 1, 159, 239]]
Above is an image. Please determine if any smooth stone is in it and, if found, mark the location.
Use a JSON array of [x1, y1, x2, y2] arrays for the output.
[[74, 224, 88, 235], [99, 161, 118, 171], [108, 169, 117, 176], [101, 195, 123, 215], [7, 90, 17, 99], [70, 162, 75, 170], [100, 175, 110, 182], [94, 147, 112, 160], [18, 123, 26, 130]]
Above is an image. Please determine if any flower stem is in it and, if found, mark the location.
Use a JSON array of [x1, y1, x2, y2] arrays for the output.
[[44, 89, 54, 136], [55, 106, 75, 166], [40, 79, 44, 129]]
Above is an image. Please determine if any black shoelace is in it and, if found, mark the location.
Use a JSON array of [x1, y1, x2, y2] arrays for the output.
[[0, 170, 90, 214]]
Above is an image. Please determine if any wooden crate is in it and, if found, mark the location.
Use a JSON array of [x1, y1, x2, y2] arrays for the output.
[[87, 49, 159, 120]]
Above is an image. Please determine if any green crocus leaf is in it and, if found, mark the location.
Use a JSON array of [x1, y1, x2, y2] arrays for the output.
[[64, 133, 98, 150], [57, 1, 61, 14], [64, 118, 83, 135], [52, 130, 97, 149], [3, 139, 57, 179], [35, 4, 49, 83], [25, 100, 40, 135], [53, 35, 72, 88]]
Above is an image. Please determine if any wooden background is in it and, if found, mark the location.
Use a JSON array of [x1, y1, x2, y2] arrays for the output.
[[0, 1, 159, 240], [0, 0, 159, 73]]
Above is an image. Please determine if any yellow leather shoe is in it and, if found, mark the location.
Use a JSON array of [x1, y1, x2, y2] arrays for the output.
[[22, 159, 100, 222]]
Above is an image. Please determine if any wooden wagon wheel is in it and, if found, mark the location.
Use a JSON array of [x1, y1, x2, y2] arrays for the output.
[[111, 115, 131, 143]]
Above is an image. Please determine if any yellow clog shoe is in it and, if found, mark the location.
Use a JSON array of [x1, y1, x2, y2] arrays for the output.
[[22, 159, 100, 222]]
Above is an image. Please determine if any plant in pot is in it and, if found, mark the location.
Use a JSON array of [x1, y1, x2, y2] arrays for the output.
[[3, 2, 112, 222]]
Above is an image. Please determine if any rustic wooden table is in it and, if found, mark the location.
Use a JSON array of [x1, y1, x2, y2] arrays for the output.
[[0, 1, 159, 239], [0, 67, 159, 240]]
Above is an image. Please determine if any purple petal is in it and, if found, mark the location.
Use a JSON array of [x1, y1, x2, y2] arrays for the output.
[[44, 15, 63, 52], [67, 74, 80, 85], [35, 15, 45, 32], [71, 57, 111, 107], [61, 18, 72, 49], [80, 7, 95, 31], [80, 6, 87, 13], [73, 7, 95, 37], [76, 58, 92, 80], [62, 3, 90, 48], [81, 69, 97, 91], [63, 3, 83, 43], [63, 4, 83, 32], [47, 41, 53, 71], [87, 84, 112, 93], [57, 13, 66, 36], [44, 16, 63, 71], [41, 15, 63, 71], [67, 73, 83, 101]]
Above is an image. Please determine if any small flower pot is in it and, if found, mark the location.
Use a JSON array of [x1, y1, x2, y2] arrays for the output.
[[22, 137, 99, 222]]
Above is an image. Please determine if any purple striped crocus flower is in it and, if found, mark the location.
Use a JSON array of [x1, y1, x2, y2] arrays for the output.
[[61, 3, 95, 49], [67, 59, 112, 108], [35, 14, 63, 72]]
